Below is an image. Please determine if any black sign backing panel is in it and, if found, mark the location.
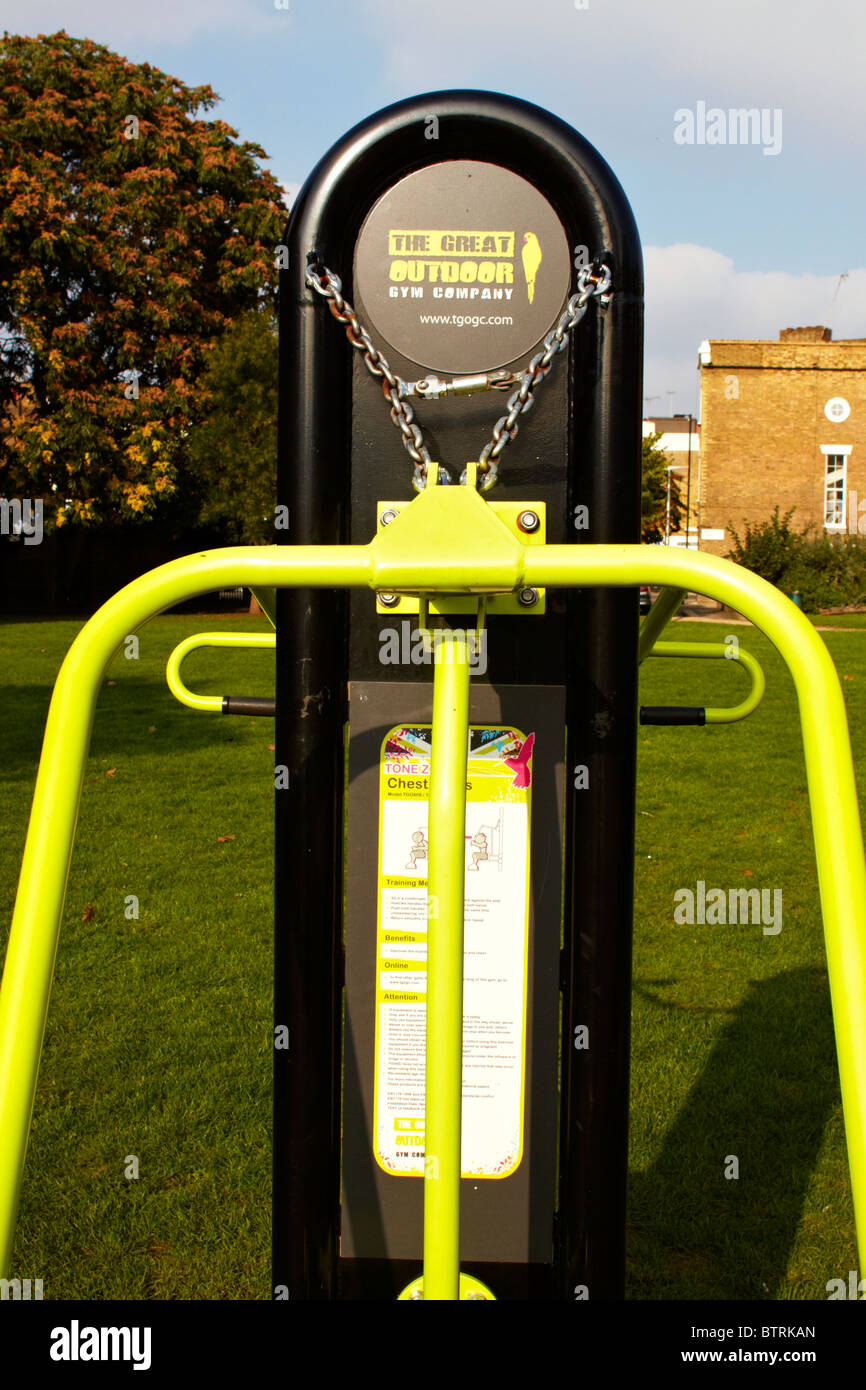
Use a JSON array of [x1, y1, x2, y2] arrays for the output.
[[276, 90, 643, 1299]]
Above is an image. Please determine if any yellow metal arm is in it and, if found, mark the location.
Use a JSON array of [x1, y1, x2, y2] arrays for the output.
[[1, 502, 865, 1285], [643, 640, 766, 725], [165, 631, 276, 713], [638, 585, 688, 662]]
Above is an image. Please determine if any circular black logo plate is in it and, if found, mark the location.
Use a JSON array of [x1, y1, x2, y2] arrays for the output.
[[354, 160, 571, 376]]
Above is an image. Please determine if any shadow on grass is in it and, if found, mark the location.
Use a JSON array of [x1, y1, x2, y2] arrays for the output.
[[627, 965, 840, 1299], [0, 678, 274, 780]]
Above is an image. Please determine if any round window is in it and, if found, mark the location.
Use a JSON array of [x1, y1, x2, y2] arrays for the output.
[[825, 397, 851, 422]]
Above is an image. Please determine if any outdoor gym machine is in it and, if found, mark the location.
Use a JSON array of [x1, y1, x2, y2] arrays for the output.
[[0, 92, 865, 1302]]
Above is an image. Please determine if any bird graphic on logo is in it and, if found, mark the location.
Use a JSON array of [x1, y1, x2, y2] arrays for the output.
[[521, 233, 543, 304], [503, 732, 535, 789]]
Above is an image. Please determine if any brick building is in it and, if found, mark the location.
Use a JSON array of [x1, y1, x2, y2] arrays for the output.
[[696, 327, 866, 556]]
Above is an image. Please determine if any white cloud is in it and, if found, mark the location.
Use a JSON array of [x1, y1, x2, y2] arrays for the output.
[[362, 0, 866, 154], [643, 245, 866, 414], [0, 0, 289, 48]]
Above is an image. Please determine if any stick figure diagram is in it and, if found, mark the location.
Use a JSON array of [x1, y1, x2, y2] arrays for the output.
[[401, 816, 505, 873], [406, 829, 428, 870], [466, 814, 504, 872], [468, 829, 488, 871]]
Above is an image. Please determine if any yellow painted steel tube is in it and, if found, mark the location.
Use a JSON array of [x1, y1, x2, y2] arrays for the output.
[[423, 631, 471, 1301], [250, 587, 278, 628], [1, 533, 865, 1283], [165, 631, 276, 713], [526, 545, 866, 1270], [0, 546, 367, 1276], [638, 585, 688, 662], [648, 640, 766, 724]]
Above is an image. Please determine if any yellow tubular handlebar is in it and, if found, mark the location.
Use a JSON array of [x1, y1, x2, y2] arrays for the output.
[[165, 631, 276, 713], [0, 509, 864, 1284], [646, 640, 766, 724]]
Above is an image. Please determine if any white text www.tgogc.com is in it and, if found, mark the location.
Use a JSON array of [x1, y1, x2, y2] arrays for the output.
[[418, 313, 513, 328]]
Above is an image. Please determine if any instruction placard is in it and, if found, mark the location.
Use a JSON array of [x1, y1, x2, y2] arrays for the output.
[[373, 724, 532, 1178]]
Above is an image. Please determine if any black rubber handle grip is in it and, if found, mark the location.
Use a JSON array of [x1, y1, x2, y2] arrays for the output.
[[222, 695, 276, 717], [640, 706, 706, 726]]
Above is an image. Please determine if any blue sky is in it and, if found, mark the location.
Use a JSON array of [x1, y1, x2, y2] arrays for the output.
[[4, 0, 864, 417]]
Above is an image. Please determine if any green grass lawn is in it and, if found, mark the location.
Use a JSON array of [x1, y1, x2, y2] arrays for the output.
[[0, 614, 275, 1299], [0, 612, 863, 1299], [809, 612, 866, 628], [630, 620, 863, 1300]]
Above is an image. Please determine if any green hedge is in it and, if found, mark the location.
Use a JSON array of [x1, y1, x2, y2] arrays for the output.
[[726, 508, 866, 612]]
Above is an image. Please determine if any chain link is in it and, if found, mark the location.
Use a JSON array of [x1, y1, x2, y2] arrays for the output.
[[305, 259, 440, 489], [474, 264, 612, 490], [305, 253, 611, 491]]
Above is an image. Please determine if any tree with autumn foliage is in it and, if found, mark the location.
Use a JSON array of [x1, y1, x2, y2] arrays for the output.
[[0, 30, 285, 530]]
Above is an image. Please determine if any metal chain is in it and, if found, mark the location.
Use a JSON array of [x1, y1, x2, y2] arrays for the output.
[[474, 265, 612, 490], [305, 253, 612, 492], [304, 257, 440, 489]]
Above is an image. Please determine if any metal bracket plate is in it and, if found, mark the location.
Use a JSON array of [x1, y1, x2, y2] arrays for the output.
[[375, 473, 546, 616]]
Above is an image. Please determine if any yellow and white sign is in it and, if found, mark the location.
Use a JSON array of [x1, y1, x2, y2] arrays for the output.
[[373, 724, 532, 1179]]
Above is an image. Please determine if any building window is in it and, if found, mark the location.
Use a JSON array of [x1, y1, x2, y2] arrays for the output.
[[824, 454, 847, 530], [825, 397, 851, 423]]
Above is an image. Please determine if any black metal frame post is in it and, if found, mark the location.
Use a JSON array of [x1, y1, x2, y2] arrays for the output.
[[275, 90, 643, 1300]]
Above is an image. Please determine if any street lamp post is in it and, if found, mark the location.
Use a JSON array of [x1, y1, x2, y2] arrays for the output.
[[674, 413, 695, 548], [664, 464, 687, 545]]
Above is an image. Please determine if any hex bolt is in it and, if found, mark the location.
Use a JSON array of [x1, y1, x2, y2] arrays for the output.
[[379, 508, 399, 526], [517, 587, 539, 607], [378, 592, 400, 608], [517, 509, 540, 534]]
